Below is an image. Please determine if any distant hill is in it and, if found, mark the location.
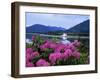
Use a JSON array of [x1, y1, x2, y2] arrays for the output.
[[66, 20, 89, 33], [26, 20, 89, 34], [26, 24, 66, 33]]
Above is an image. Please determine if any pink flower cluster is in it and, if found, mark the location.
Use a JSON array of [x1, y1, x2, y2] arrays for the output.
[[26, 48, 39, 67], [40, 40, 57, 50], [26, 35, 81, 67], [49, 42, 81, 65], [36, 59, 50, 66]]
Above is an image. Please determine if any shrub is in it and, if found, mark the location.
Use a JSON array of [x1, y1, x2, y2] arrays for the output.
[[26, 35, 88, 67]]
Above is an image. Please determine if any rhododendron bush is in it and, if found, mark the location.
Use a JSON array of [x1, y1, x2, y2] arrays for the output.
[[26, 35, 89, 67]]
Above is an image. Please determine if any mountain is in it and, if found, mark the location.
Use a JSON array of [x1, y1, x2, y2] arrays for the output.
[[26, 24, 66, 33], [66, 20, 89, 33], [26, 20, 89, 34]]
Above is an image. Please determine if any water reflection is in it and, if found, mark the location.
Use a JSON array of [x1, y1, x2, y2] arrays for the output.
[[26, 33, 89, 48]]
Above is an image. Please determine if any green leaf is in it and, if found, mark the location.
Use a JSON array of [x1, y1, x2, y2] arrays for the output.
[[26, 43, 32, 48], [32, 55, 42, 64], [44, 48, 54, 54], [41, 53, 49, 61]]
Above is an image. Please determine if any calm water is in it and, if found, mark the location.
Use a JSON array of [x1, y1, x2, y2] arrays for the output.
[[26, 33, 89, 48]]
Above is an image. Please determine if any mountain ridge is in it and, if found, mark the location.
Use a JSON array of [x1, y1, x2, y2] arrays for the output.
[[26, 19, 89, 33], [66, 19, 89, 33], [26, 24, 66, 33]]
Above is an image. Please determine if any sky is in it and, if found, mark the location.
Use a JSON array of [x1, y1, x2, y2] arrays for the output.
[[26, 12, 89, 29]]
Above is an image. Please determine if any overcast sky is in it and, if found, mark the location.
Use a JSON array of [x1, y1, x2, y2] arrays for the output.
[[26, 12, 89, 29]]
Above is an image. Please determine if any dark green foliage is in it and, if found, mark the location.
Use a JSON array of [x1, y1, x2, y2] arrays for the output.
[[26, 43, 32, 48], [32, 55, 42, 64]]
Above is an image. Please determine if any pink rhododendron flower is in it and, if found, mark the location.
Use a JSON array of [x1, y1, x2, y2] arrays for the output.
[[31, 51, 39, 59], [49, 53, 62, 65], [40, 40, 50, 50], [36, 59, 50, 66], [26, 53, 31, 60], [55, 53, 62, 60], [49, 53, 57, 65], [62, 49, 73, 59], [73, 40, 81, 47], [26, 35, 84, 67], [45, 40, 51, 44], [40, 40, 57, 50], [73, 51, 80, 59], [40, 44, 47, 50], [48, 42, 57, 49], [26, 53, 33, 65], [26, 62, 34, 67], [67, 43, 76, 52], [54, 43, 66, 53], [44, 40, 51, 46], [26, 48, 33, 54], [26, 51, 39, 65]]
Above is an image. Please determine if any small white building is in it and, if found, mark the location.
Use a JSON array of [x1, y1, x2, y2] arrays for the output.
[[61, 33, 70, 44]]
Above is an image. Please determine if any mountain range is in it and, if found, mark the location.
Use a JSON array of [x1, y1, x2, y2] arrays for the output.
[[66, 20, 89, 33], [26, 24, 65, 33], [26, 19, 89, 33]]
